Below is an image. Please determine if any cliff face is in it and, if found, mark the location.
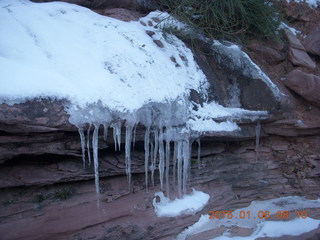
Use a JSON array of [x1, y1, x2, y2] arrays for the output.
[[0, 1, 320, 240]]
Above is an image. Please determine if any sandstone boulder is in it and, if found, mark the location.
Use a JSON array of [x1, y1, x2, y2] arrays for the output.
[[247, 42, 285, 65], [96, 8, 142, 22], [285, 30, 316, 70], [303, 26, 320, 56], [284, 69, 320, 106]]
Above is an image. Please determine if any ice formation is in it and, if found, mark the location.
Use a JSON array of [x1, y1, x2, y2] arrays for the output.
[[0, 0, 274, 202]]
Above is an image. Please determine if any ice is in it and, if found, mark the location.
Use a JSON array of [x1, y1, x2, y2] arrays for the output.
[[165, 128, 171, 196], [125, 125, 133, 190], [92, 124, 100, 203], [151, 128, 159, 187], [197, 138, 201, 169], [177, 140, 183, 197], [112, 122, 121, 151], [132, 125, 137, 150], [172, 141, 178, 186], [78, 127, 86, 168], [255, 121, 261, 162], [182, 139, 190, 195], [144, 127, 150, 190], [87, 124, 92, 165], [153, 189, 210, 217], [159, 127, 165, 190]]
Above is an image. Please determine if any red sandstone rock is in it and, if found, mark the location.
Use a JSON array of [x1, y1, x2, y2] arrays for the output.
[[288, 47, 316, 70], [284, 69, 320, 106], [98, 8, 141, 22], [303, 26, 320, 56], [247, 42, 285, 65]]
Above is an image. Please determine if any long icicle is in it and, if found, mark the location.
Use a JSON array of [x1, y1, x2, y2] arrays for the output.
[[165, 129, 171, 197], [113, 125, 117, 151], [125, 125, 133, 191], [133, 125, 137, 150], [144, 127, 150, 191], [87, 124, 92, 165], [182, 139, 190, 195], [197, 138, 201, 169], [151, 128, 159, 187], [78, 127, 86, 169], [158, 127, 164, 190], [150, 141, 154, 187], [92, 124, 100, 206], [177, 140, 183, 198], [173, 141, 178, 186], [117, 122, 121, 151]]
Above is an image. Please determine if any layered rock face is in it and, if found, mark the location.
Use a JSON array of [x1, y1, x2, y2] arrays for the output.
[[1, 1, 320, 240]]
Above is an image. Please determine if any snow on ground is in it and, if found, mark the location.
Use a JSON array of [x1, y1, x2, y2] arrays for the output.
[[286, 0, 320, 7], [177, 196, 320, 240], [153, 189, 210, 217]]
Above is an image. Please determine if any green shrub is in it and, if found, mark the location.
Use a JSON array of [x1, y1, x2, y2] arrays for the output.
[[160, 0, 281, 42]]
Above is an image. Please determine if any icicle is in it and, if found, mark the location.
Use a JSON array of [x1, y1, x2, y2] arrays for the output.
[[92, 124, 100, 206], [165, 129, 171, 197], [78, 127, 86, 169], [150, 141, 154, 187], [182, 139, 190, 195], [117, 123, 121, 151], [87, 124, 92, 165], [173, 141, 178, 186], [255, 120, 261, 162], [177, 140, 183, 198], [103, 122, 109, 142], [158, 127, 165, 190], [132, 125, 137, 150], [112, 126, 117, 151], [151, 128, 159, 187], [125, 125, 133, 191], [144, 127, 150, 191], [197, 138, 201, 169]]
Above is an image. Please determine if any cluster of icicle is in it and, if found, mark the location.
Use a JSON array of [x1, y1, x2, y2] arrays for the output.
[[68, 100, 199, 202]]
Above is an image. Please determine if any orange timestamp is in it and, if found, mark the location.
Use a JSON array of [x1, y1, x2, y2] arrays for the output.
[[209, 210, 309, 220]]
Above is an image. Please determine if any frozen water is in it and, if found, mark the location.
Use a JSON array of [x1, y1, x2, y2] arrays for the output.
[[144, 127, 150, 190], [197, 138, 201, 169], [78, 127, 86, 168], [125, 125, 133, 190], [182, 140, 190, 195], [159, 127, 165, 190], [87, 124, 92, 165], [92, 124, 100, 200]]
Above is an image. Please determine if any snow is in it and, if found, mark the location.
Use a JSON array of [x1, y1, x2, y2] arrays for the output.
[[177, 196, 320, 240], [212, 218, 320, 240], [286, 0, 320, 7], [0, 0, 206, 111], [153, 189, 210, 217]]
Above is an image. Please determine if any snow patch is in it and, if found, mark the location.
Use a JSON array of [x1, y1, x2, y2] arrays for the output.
[[286, 0, 320, 7], [153, 189, 210, 217], [177, 196, 320, 240]]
